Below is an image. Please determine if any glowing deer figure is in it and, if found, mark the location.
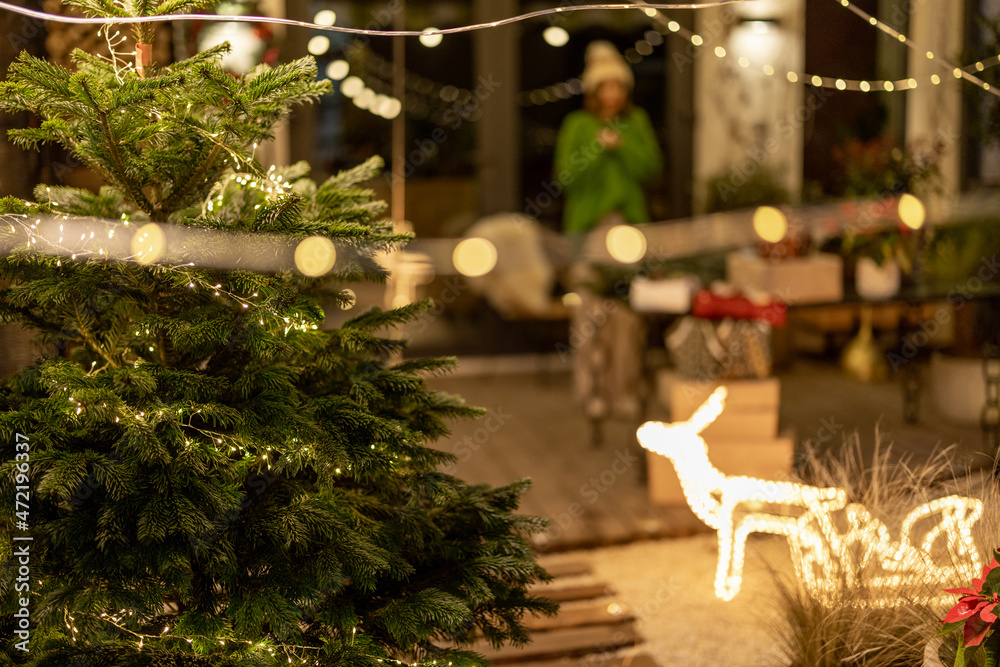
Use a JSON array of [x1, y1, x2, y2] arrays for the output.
[[637, 387, 984, 604]]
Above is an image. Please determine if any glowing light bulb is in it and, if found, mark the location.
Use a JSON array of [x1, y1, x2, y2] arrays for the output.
[[452, 237, 497, 277], [313, 9, 336, 25], [898, 193, 926, 230], [752, 206, 788, 243], [543, 26, 569, 47], [307, 36, 330, 56], [340, 76, 364, 98], [605, 225, 646, 263], [326, 59, 349, 80], [419, 28, 443, 48], [294, 236, 337, 277], [130, 223, 165, 264]]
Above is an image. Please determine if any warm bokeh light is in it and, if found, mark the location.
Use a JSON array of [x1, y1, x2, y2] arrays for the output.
[[452, 238, 497, 277], [339, 288, 356, 310], [605, 225, 647, 263], [307, 35, 330, 56], [542, 26, 569, 47], [339, 76, 364, 98], [353, 88, 376, 110], [131, 223, 165, 264], [294, 236, 337, 277], [326, 59, 349, 80], [313, 9, 336, 26], [752, 206, 788, 243], [419, 29, 443, 48], [379, 97, 402, 120], [561, 292, 582, 308], [898, 193, 926, 230]]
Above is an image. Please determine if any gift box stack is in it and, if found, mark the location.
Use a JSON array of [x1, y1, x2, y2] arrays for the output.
[[647, 287, 795, 506]]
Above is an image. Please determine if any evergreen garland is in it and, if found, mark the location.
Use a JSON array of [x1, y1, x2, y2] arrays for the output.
[[0, 1, 555, 665]]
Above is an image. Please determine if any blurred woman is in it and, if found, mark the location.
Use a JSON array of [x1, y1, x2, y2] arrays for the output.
[[555, 40, 663, 238], [555, 41, 662, 434]]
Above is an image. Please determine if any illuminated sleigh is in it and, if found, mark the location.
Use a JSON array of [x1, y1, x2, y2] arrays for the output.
[[636, 387, 984, 604]]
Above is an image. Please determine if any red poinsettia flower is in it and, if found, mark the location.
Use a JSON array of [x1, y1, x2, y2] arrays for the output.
[[943, 556, 1000, 647], [976, 557, 1000, 591]]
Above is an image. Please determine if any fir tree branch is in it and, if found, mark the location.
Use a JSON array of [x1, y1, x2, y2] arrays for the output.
[[72, 298, 118, 368], [161, 139, 225, 217], [80, 79, 155, 215]]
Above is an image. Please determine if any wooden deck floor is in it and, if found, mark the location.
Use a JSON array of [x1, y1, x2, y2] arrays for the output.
[[426, 356, 988, 552], [428, 360, 708, 552]]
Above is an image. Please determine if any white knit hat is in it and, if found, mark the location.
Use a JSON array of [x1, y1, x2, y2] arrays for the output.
[[580, 40, 634, 93]]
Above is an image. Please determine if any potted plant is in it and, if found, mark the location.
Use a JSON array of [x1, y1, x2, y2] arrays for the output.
[[921, 219, 1000, 426], [832, 225, 918, 299]]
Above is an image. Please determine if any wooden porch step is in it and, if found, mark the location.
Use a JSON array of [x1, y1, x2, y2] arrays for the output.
[[541, 560, 593, 579], [463, 559, 659, 666], [512, 654, 660, 667], [524, 599, 631, 632], [529, 583, 614, 602], [474, 620, 641, 664]]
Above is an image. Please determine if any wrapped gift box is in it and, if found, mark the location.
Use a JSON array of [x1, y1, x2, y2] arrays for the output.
[[629, 275, 699, 313], [646, 373, 794, 506], [726, 250, 843, 305]]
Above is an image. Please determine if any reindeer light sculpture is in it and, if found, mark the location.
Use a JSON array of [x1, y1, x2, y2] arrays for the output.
[[637, 387, 984, 604]]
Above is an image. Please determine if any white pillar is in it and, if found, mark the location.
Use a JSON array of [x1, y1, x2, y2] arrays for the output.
[[905, 0, 965, 221], [692, 0, 805, 214]]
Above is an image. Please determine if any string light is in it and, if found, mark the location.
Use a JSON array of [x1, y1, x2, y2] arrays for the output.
[[636, 387, 985, 604], [833, 0, 997, 96], [11, 0, 996, 116], [0, 1, 750, 34], [93, 612, 461, 665], [515, 0, 1000, 107], [1, 209, 326, 366]]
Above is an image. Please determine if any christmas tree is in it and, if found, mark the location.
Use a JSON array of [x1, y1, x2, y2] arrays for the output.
[[0, 1, 554, 665]]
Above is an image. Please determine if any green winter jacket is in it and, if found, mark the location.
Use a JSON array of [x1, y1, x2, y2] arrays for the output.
[[554, 107, 663, 235]]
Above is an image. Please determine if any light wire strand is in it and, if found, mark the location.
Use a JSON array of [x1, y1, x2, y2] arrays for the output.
[[0, 0, 749, 34]]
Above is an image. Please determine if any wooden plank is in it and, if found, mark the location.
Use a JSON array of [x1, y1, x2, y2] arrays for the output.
[[523, 599, 632, 631], [442, 373, 606, 551], [529, 583, 614, 602], [513, 654, 660, 667], [539, 560, 593, 579], [426, 372, 704, 550], [475, 621, 640, 664]]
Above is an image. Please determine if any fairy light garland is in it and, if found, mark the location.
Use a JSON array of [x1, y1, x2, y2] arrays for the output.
[[636, 387, 985, 605], [832, 0, 998, 96], [92, 611, 458, 666], [97, 24, 134, 83], [0, 1, 752, 35], [2, 0, 995, 112], [518, 0, 1000, 107], [1, 208, 326, 387]]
